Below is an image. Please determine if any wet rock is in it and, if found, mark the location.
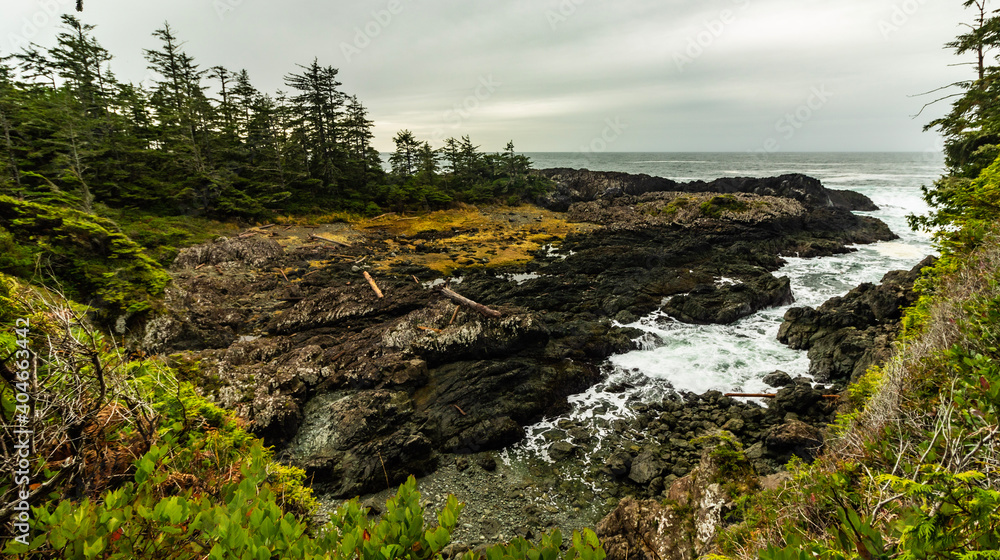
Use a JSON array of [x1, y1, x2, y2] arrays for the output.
[[763, 370, 793, 388], [549, 441, 577, 461], [663, 274, 793, 325], [628, 449, 665, 485], [287, 390, 437, 497], [770, 385, 823, 418], [778, 256, 935, 382], [765, 419, 823, 461], [599, 433, 752, 560], [173, 235, 284, 270], [606, 450, 633, 478]]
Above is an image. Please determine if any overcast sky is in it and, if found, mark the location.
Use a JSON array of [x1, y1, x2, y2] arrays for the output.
[[1, 0, 975, 153]]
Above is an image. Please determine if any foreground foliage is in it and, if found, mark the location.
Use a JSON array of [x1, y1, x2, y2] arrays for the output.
[[0, 196, 169, 324], [0, 272, 606, 558]]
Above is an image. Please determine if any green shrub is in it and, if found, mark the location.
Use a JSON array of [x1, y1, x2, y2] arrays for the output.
[[0, 195, 170, 324], [700, 195, 748, 218]]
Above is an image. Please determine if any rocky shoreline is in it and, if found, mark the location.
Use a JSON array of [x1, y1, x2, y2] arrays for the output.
[[142, 169, 917, 546]]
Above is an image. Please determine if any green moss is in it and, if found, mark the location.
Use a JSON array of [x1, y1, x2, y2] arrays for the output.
[[699, 195, 748, 218], [0, 195, 170, 325]]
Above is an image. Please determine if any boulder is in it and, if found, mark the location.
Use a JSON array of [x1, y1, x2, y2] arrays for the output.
[[173, 235, 284, 270], [763, 370, 793, 388], [777, 256, 936, 382], [598, 432, 754, 560], [628, 449, 665, 485], [765, 420, 823, 461]]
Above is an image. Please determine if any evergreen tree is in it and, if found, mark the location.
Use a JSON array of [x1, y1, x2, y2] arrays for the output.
[[48, 15, 112, 114], [389, 129, 419, 178], [284, 59, 345, 192], [145, 23, 223, 212], [0, 54, 23, 196], [923, 0, 1000, 177], [341, 95, 382, 191], [231, 69, 257, 141]]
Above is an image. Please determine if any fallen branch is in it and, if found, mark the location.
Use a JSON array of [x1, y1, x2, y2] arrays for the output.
[[309, 234, 351, 247], [412, 275, 420, 284], [257, 223, 276, 229], [438, 287, 502, 319], [276, 268, 289, 282], [237, 231, 258, 239], [418, 326, 443, 333], [725, 393, 841, 400], [452, 404, 467, 416], [448, 305, 460, 326], [0, 458, 75, 526], [363, 271, 384, 298]]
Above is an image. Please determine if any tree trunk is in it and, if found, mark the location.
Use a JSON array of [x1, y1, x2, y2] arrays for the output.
[[0, 107, 21, 196]]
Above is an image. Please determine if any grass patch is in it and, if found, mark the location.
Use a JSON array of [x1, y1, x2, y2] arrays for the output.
[[362, 204, 595, 275]]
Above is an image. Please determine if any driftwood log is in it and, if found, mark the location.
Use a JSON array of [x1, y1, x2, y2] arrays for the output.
[[438, 287, 501, 318], [363, 271, 384, 298], [309, 234, 350, 247], [725, 393, 841, 400]]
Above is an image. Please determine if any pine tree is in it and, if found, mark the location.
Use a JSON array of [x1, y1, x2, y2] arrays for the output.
[[0, 54, 23, 196], [923, 1, 1000, 177], [389, 130, 419, 178], [284, 59, 345, 193]]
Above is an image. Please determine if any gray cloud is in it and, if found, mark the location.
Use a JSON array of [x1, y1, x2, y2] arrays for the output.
[[1, 0, 970, 152]]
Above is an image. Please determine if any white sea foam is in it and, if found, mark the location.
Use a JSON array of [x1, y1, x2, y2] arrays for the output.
[[510, 153, 941, 459]]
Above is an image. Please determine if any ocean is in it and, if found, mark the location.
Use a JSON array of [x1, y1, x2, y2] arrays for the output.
[[508, 152, 943, 460]]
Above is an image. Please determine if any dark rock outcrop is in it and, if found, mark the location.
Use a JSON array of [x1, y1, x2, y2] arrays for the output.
[[536, 169, 879, 212], [777, 255, 936, 383], [597, 433, 753, 560], [663, 274, 794, 325], [144, 168, 898, 499]]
